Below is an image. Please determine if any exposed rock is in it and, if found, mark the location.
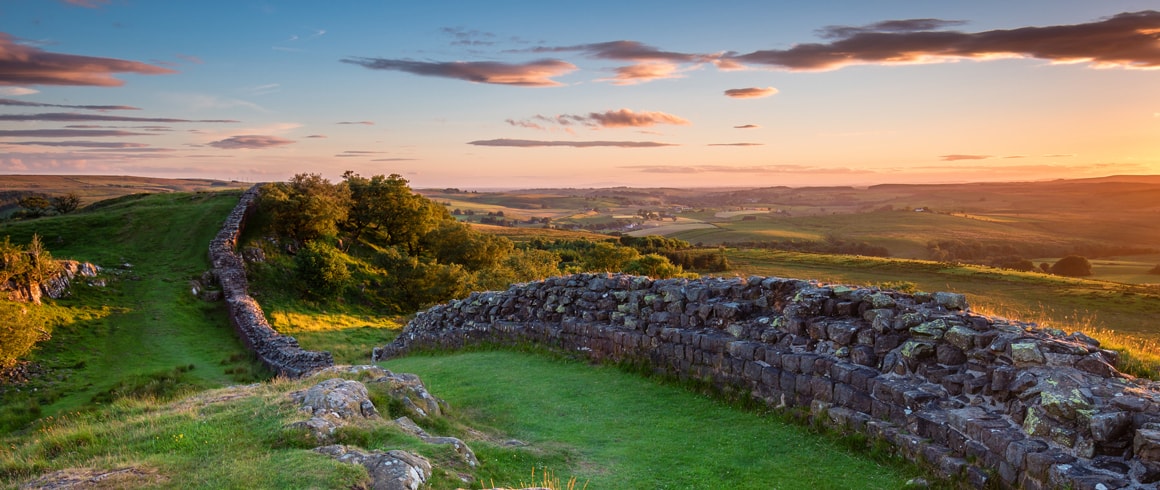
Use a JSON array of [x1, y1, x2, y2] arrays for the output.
[[2, 260, 102, 304], [19, 466, 165, 489], [315, 445, 431, 490]]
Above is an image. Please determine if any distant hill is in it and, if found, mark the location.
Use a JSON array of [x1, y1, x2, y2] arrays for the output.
[[0, 175, 249, 216]]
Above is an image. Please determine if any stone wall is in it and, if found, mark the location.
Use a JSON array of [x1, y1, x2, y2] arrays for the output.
[[209, 185, 333, 378], [375, 273, 1160, 488]]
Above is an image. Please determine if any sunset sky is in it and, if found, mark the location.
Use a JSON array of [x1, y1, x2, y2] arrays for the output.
[[2, 1, 1159, 188]]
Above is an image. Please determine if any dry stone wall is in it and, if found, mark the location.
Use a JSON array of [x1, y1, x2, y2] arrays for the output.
[[209, 185, 333, 377], [376, 273, 1160, 489]]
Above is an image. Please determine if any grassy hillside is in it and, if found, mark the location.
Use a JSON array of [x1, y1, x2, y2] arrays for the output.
[[0, 191, 261, 432], [0, 175, 247, 217]]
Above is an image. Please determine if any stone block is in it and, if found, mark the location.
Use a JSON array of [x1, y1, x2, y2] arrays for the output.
[[1011, 342, 1046, 365], [1135, 428, 1160, 463]]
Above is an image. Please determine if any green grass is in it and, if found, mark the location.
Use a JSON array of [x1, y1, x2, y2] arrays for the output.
[[385, 350, 928, 489], [0, 380, 372, 488], [0, 191, 262, 432]]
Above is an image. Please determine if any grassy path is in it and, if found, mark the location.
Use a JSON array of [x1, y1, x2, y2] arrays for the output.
[[1, 192, 258, 421], [385, 351, 925, 489]]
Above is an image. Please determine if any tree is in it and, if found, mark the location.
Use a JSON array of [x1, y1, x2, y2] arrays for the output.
[[342, 171, 447, 253], [261, 174, 351, 243], [422, 221, 513, 270], [51, 192, 82, 214], [1051, 255, 1093, 277], [0, 235, 59, 292]]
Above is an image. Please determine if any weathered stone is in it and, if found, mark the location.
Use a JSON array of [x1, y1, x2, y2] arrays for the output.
[[1040, 388, 1093, 421], [1090, 412, 1130, 443], [944, 325, 977, 352], [291, 378, 379, 420], [1011, 342, 1046, 365], [933, 292, 968, 310], [315, 445, 431, 490], [910, 320, 947, 340], [1135, 429, 1160, 463]]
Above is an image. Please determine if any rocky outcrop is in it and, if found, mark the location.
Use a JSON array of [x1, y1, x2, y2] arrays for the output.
[[209, 185, 333, 377], [2, 260, 101, 304], [314, 445, 431, 490], [376, 273, 1160, 489]]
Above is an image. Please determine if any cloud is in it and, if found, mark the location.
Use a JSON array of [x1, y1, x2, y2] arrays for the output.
[[731, 10, 1160, 71], [0, 112, 237, 123], [1, 140, 149, 148], [468, 138, 676, 148], [337, 121, 375, 125], [0, 129, 151, 137], [207, 135, 295, 149], [442, 27, 497, 47], [817, 18, 968, 39], [0, 87, 38, 96], [335, 150, 386, 157], [304, 134, 327, 138], [600, 61, 684, 85], [708, 143, 764, 146], [341, 57, 576, 87], [734, 124, 760, 129], [724, 87, 779, 99], [940, 154, 991, 161], [1, 97, 140, 110], [620, 164, 872, 175], [372, 158, 418, 162], [63, 0, 111, 8], [525, 40, 723, 84], [508, 109, 690, 130], [0, 33, 175, 86], [78, 147, 176, 153]]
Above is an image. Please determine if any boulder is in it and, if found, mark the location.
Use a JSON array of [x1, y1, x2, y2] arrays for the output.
[[315, 445, 431, 490]]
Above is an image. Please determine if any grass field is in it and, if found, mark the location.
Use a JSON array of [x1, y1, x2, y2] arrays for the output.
[[385, 350, 927, 489], [0, 191, 262, 431]]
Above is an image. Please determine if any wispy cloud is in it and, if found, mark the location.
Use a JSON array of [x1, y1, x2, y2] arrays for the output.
[[731, 11, 1160, 71], [0, 112, 237, 123], [62, 0, 111, 8], [524, 40, 722, 84], [341, 57, 576, 87], [335, 150, 386, 157], [734, 124, 760, 129], [0, 129, 151, 137], [0, 32, 175, 86], [708, 143, 764, 146], [304, 134, 327, 138], [939, 154, 991, 161], [1, 140, 149, 148], [724, 87, 779, 99], [207, 135, 295, 149], [600, 61, 684, 85], [372, 158, 418, 162], [507, 109, 690, 130], [468, 138, 676, 148], [442, 27, 497, 47], [621, 164, 872, 175], [0, 98, 139, 110], [337, 121, 375, 125]]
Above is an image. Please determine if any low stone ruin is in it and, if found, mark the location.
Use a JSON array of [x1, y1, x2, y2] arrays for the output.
[[376, 273, 1160, 489], [208, 185, 333, 377], [2, 259, 102, 304]]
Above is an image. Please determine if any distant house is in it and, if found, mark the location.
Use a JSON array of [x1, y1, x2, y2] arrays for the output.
[[914, 207, 926, 213]]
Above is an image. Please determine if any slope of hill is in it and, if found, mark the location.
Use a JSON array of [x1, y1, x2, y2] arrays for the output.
[[0, 175, 248, 217]]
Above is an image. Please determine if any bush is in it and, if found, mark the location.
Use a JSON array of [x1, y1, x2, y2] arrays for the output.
[[295, 241, 351, 298], [1148, 264, 1160, 275], [1051, 255, 1093, 277], [0, 303, 47, 369]]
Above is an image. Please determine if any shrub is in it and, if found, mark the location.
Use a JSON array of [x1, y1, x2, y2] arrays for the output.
[[0, 302, 47, 369], [1148, 264, 1160, 275], [1051, 255, 1093, 277], [294, 241, 351, 298]]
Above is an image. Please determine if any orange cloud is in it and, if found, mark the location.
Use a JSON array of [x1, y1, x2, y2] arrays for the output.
[[468, 138, 675, 148], [341, 57, 575, 87], [724, 87, 779, 99], [207, 135, 295, 149], [732, 11, 1160, 71], [0, 33, 175, 86], [708, 143, 764, 146], [602, 62, 683, 85], [940, 154, 991, 161], [3, 141, 149, 148]]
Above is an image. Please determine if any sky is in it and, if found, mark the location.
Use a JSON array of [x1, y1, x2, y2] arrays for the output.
[[1, 0, 1159, 188]]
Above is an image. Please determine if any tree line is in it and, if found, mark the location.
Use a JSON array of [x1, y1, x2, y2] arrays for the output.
[[254, 173, 701, 312]]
